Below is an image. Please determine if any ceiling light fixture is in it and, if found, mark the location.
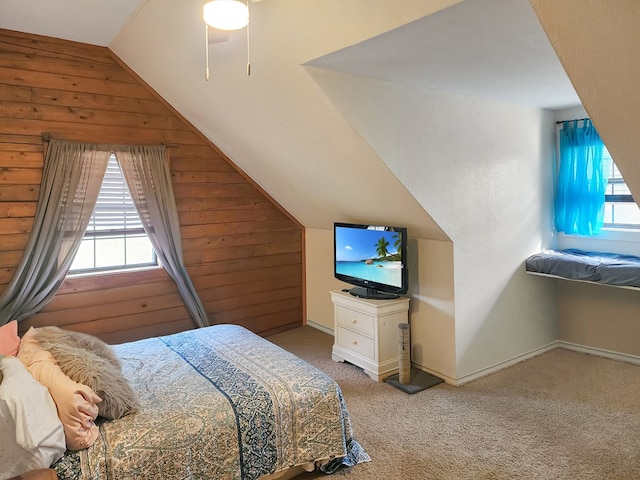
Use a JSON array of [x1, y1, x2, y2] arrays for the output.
[[203, 0, 251, 79], [203, 0, 248, 31]]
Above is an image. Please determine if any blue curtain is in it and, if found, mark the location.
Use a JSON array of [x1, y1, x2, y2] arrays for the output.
[[555, 119, 608, 236]]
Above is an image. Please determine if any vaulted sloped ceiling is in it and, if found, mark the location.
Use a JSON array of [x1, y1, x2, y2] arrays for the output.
[[108, 0, 461, 241], [2, 0, 629, 240], [305, 0, 579, 110], [105, 0, 583, 240], [0, 0, 144, 46], [0, 0, 463, 240]]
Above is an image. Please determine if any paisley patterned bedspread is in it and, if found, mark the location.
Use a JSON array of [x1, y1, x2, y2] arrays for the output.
[[53, 324, 369, 480]]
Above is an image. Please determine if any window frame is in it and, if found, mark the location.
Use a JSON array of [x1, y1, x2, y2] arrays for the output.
[[554, 122, 640, 233], [67, 153, 159, 276], [554, 121, 640, 254], [602, 148, 640, 229]]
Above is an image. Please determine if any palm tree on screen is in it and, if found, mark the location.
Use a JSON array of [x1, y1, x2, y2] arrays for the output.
[[393, 232, 401, 253], [375, 237, 390, 259]]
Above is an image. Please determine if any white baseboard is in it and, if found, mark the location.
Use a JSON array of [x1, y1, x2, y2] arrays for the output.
[[304, 320, 640, 383], [445, 342, 559, 386], [557, 341, 640, 365], [420, 341, 640, 387], [306, 320, 334, 336]]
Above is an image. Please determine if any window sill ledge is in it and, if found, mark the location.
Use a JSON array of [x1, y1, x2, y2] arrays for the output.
[[557, 228, 640, 256], [59, 266, 166, 294]]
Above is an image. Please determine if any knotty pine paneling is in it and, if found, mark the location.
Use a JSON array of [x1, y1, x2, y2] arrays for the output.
[[0, 29, 305, 343]]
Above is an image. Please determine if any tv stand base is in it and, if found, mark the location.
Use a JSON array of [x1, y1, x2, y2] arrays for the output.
[[348, 286, 400, 300]]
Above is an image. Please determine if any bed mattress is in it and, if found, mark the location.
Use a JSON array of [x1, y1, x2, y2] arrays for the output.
[[52, 324, 369, 479]]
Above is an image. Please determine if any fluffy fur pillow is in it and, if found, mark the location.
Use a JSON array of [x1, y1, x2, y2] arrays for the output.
[[32, 327, 137, 420], [33, 326, 121, 368]]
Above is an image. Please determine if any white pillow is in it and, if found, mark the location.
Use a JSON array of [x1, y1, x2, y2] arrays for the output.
[[0, 355, 66, 480]]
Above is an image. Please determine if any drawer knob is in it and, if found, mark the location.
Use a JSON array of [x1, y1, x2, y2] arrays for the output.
[[352, 340, 358, 346], [351, 319, 358, 324]]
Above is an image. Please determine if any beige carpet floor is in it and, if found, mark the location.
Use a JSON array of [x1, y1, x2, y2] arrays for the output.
[[267, 326, 640, 480]]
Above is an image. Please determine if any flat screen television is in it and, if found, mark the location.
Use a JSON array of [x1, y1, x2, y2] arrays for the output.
[[334, 222, 408, 299]]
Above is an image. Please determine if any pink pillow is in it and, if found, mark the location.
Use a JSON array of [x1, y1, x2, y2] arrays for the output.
[[17, 328, 101, 451], [0, 320, 20, 356]]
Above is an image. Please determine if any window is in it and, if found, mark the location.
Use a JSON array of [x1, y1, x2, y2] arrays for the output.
[[603, 147, 640, 228], [69, 154, 157, 274]]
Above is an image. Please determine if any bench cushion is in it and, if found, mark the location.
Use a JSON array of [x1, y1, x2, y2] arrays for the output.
[[526, 249, 640, 288]]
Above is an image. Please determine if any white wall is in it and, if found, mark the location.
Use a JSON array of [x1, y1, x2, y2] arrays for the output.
[[405, 237, 456, 378], [307, 68, 559, 381], [305, 228, 345, 331]]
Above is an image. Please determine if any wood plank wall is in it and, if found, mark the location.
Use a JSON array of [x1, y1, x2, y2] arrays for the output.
[[0, 29, 304, 344]]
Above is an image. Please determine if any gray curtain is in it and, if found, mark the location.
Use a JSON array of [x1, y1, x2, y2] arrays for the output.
[[115, 146, 209, 328], [0, 140, 109, 325]]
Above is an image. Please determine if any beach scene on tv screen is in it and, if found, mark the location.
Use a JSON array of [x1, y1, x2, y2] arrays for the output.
[[335, 227, 403, 287]]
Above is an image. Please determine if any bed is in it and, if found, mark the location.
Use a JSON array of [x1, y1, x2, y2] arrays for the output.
[[2, 324, 369, 480]]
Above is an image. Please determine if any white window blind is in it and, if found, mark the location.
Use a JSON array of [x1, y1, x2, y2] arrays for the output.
[[87, 155, 143, 234], [69, 154, 157, 274], [603, 147, 640, 228]]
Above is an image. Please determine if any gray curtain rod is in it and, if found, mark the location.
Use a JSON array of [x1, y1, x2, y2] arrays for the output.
[[41, 134, 178, 149], [555, 117, 589, 125]]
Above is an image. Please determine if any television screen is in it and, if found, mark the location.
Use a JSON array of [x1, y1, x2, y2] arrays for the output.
[[334, 222, 408, 299]]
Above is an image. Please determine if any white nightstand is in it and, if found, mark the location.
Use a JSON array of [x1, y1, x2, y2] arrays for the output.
[[330, 289, 410, 382]]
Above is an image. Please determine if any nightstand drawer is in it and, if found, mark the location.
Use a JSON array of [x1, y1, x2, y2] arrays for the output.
[[336, 326, 375, 360], [335, 306, 375, 337]]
